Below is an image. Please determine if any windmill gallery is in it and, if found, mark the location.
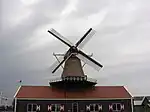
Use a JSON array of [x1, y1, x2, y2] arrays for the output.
[[13, 28, 133, 112]]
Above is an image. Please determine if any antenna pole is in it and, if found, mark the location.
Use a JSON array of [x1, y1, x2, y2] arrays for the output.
[[0, 91, 2, 106]]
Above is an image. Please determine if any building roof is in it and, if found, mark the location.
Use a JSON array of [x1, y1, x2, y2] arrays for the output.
[[14, 86, 131, 99], [134, 96, 145, 105], [133, 96, 144, 100], [134, 96, 150, 100], [134, 100, 143, 105], [134, 96, 150, 106]]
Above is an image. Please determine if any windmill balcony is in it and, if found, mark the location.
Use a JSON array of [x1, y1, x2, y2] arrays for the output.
[[49, 75, 97, 89], [49, 76, 97, 83]]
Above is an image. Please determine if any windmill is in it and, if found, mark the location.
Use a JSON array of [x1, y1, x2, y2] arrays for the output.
[[47, 28, 103, 89]]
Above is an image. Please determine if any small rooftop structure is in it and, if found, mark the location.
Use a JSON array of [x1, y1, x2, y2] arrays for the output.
[[133, 96, 150, 112]]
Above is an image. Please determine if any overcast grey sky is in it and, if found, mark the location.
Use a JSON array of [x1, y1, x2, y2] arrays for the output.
[[1, 0, 150, 102]]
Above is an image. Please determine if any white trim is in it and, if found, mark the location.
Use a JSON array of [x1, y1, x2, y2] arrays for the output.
[[124, 86, 132, 97], [124, 85, 133, 112], [147, 104, 150, 107], [134, 96, 146, 106], [87, 77, 97, 83], [141, 96, 146, 103], [14, 98, 17, 112], [27, 103, 31, 112], [14, 86, 22, 98], [16, 98, 131, 100], [131, 97, 134, 112], [49, 77, 62, 83]]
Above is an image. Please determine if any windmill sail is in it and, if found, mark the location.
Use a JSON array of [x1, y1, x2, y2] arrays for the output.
[[76, 28, 96, 49], [76, 51, 103, 71], [48, 28, 73, 47]]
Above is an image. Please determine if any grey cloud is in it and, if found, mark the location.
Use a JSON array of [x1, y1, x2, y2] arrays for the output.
[[0, 0, 68, 101]]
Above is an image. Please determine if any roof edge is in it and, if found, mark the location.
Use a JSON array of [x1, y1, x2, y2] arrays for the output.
[[14, 85, 22, 98], [123, 86, 132, 97]]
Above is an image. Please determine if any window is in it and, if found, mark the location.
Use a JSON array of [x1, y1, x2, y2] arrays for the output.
[[112, 104, 116, 110], [86, 104, 102, 112], [56, 105, 60, 111], [27, 104, 32, 111], [90, 104, 94, 111], [72, 102, 78, 112], [109, 103, 124, 112], [95, 104, 98, 111], [51, 105, 55, 111], [27, 103, 40, 112], [33, 105, 37, 111], [51, 104, 64, 112], [117, 104, 121, 110]]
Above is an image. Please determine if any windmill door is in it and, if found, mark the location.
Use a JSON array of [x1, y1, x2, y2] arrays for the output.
[[72, 102, 78, 112]]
